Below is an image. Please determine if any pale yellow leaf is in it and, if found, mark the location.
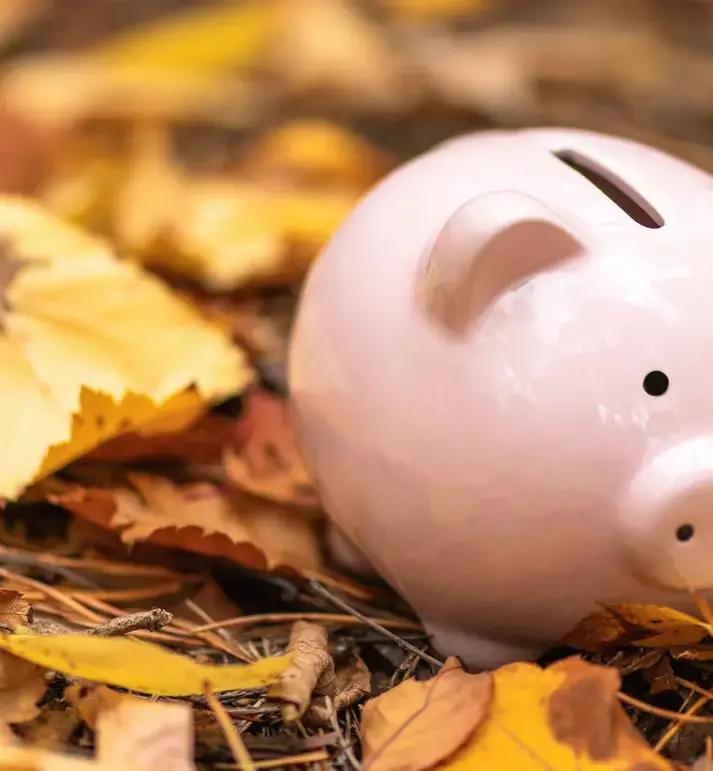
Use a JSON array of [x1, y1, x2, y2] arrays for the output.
[[0, 650, 46, 724], [113, 125, 356, 290], [0, 746, 104, 770], [268, 0, 413, 111], [0, 634, 292, 697], [96, 699, 193, 771], [0, 197, 252, 498], [0, 0, 278, 127]]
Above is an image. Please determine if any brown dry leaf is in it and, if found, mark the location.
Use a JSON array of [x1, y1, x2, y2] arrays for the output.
[[267, 621, 337, 725], [361, 656, 492, 771], [267, 0, 414, 111], [308, 652, 371, 726], [438, 656, 672, 771], [239, 118, 392, 189], [0, 590, 32, 631], [44, 472, 323, 574], [0, 650, 47, 725], [227, 388, 319, 509], [562, 604, 712, 651], [95, 696, 194, 771], [86, 412, 237, 464]]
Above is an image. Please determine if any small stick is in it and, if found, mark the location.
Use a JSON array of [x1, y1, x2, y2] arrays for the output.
[[307, 579, 444, 669], [86, 608, 173, 637], [619, 691, 713, 723], [0, 567, 103, 623], [654, 692, 709, 752], [191, 611, 422, 634], [204, 681, 257, 771], [214, 751, 329, 770]]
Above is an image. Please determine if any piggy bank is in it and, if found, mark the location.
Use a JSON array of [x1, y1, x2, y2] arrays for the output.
[[287, 126, 713, 669]]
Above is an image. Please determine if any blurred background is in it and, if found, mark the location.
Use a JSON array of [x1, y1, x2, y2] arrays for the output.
[[1, 0, 712, 388]]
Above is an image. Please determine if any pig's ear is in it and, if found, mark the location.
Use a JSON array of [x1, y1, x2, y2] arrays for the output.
[[418, 191, 585, 334]]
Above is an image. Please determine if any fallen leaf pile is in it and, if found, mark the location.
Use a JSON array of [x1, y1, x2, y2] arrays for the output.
[[0, 0, 711, 769], [361, 656, 676, 771]]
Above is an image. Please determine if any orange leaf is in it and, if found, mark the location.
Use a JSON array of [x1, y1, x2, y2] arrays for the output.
[[228, 388, 319, 509], [361, 657, 493, 771], [44, 473, 323, 574]]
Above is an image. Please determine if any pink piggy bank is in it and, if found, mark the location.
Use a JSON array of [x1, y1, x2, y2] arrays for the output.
[[287, 127, 713, 669]]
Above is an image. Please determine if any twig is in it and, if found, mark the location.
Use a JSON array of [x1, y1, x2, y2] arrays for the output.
[[191, 612, 422, 635], [214, 751, 329, 770], [307, 579, 444, 669], [204, 681, 257, 771], [654, 692, 710, 752], [619, 691, 713, 723], [325, 695, 360, 770], [86, 607, 173, 636], [0, 567, 103, 623]]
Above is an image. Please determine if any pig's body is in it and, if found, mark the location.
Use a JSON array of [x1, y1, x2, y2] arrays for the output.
[[288, 127, 713, 668]]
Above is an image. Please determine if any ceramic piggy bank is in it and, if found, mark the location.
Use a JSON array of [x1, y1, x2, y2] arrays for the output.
[[287, 126, 713, 669]]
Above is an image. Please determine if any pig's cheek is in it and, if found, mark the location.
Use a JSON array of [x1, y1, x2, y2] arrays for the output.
[[617, 436, 713, 592]]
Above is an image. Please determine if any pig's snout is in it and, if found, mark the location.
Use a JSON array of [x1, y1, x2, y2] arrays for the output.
[[619, 437, 713, 591]]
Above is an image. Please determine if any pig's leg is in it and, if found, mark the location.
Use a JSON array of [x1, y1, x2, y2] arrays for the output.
[[424, 620, 546, 671], [326, 523, 376, 577]]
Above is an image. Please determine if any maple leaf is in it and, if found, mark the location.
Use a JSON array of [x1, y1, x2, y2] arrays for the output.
[[0, 198, 252, 498]]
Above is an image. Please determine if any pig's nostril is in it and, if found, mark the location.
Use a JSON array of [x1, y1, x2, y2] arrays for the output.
[[676, 523, 695, 542]]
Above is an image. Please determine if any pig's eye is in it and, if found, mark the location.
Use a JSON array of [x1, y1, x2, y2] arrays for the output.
[[643, 370, 669, 396]]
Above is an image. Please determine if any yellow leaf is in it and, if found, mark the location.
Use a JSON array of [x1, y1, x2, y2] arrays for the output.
[[562, 604, 712, 651], [114, 125, 356, 290], [0, 197, 252, 498], [1, 0, 280, 128], [442, 657, 672, 771], [0, 649, 46, 724], [380, 0, 490, 19], [241, 119, 392, 188], [91, 0, 278, 74], [38, 387, 205, 482], [268, 0, 411, 111], [0, 634, 292, 697]]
